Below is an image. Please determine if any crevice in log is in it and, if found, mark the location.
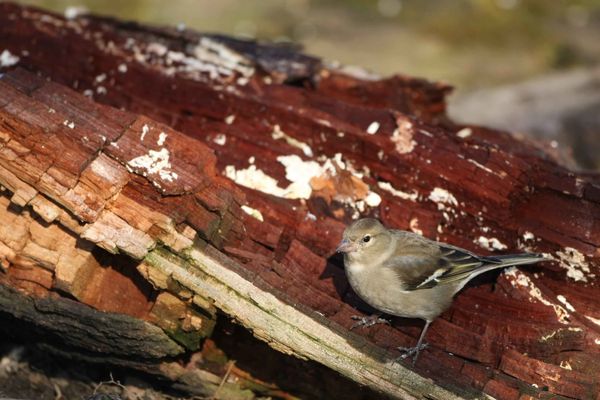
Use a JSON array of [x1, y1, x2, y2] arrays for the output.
[[0, 3, 598, 399]]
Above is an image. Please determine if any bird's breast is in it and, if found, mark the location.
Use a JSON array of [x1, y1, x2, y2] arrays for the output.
[[344, 260, 453, 321], [345, 261, 406, 314]]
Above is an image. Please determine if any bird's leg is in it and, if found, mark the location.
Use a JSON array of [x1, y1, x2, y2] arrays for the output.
[[350, 313, 390, 330], [396, 320, 431, 366]]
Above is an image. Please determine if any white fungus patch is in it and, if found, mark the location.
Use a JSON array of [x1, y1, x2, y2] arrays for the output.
[[540, 330, 558, 342], [236, 76, 250, 86], [556, 295, 576, 313], [316, 118, 332, 127], [305, 212, 317, 221], [518, 231, 538, 252], [428, 187, 458, 210], [213, 133, 226, 146], [391, 119, 416, 154], [276, 155, 324, 199], [124, 36, 254, 85], [585, 315, 600, 326], [523, 231, 535, 241], [62, 120, 75, 129], [409, 218, 423, 235], [354, 201, 367, 217], [191, 37, 255, 79], [157, 132, 168, 146], [225, 114, 236, 125], [271, 125, 313, 157], [147, 42, 168, 57], [456, 128, 472, 138], [365, 192, 382, 207], [366, 121, 380, 135], [377, 181, 419, 201], [64, 6, 88, 19], [282, 153, 381, 208], [225, 153, 380, 209], [241, 205, 264, 222], [476, 236, 508, 251], [118, 63, 128, 73], [540, 327, 582, 342], [0, 49, 19, 67], [504, 267, 571, 324], [95, 73, 107, 83], [127, 148, 178, 182], [555, 247, 591, 282], [467, 159, 494, 174], [224, 165, 286, 197], [140, 124, 149, 141]]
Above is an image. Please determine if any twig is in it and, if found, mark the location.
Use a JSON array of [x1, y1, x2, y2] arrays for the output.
[[209, 361, 235, 400], [53, 383, 63, 400], [92, 372, 126, 395]]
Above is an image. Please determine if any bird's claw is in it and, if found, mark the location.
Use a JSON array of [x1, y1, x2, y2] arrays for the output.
[[397, 343, 429, 357], [395, 343, 429, 365], [350, 314, 390, 330]]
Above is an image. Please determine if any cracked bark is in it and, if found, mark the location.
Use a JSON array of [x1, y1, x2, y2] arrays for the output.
[[0, 3, 598, 400]]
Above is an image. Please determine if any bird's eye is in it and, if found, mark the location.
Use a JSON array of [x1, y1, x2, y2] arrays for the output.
[[362, 235, 371, 243]]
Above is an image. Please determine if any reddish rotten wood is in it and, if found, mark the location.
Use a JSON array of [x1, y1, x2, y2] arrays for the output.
[[0, 3, 598, 399]]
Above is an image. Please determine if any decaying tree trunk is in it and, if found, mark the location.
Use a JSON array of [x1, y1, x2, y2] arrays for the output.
[[0, 3, 598, 399]]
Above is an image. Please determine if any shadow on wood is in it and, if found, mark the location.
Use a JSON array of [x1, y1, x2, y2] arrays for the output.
[[0, 3, 598, 399]]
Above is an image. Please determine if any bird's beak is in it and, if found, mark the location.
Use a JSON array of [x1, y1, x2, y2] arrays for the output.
[[336, 239, 358, 253]]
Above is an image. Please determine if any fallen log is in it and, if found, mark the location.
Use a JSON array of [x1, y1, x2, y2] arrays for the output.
[[0, 3, 598, 399]]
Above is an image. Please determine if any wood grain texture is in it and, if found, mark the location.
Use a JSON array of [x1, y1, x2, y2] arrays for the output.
[[0, 3, 598, 399]]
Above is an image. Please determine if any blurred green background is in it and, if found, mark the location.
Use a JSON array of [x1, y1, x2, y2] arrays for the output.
[[12, 0, 600, 93]]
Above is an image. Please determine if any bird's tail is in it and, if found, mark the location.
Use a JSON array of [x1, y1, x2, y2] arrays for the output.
[[486, 253, 548, 267], [468, 253, 547, 282]]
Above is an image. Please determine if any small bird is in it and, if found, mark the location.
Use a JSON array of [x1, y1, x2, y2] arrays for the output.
[[337, 218, 545, 365]]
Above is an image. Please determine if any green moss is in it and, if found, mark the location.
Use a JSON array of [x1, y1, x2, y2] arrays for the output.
[[165, 326, 203, 351]]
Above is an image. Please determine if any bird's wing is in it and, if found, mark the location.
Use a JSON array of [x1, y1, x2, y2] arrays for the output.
[[383, 240, 501, 291]]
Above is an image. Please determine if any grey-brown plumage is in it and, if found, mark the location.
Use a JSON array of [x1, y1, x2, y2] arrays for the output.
[[337, 218, 546, 365]]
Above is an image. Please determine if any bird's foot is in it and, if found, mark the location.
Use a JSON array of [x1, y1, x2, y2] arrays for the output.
[[395, 343, 429, 366], [350, 314, 390, 330]]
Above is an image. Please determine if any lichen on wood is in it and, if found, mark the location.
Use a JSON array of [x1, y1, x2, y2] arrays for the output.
[[0, 3, 599, 399]]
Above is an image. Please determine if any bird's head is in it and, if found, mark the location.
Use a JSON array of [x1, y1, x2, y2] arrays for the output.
[[336, 218, 388, 256]]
